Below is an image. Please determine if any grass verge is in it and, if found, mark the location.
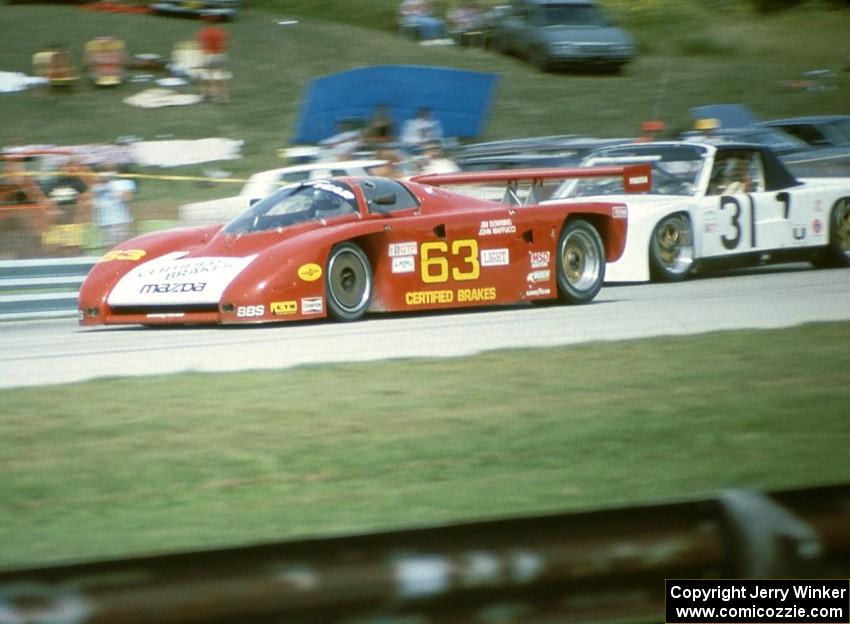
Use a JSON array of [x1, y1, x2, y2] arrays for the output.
[[1, 322, 849, 569]]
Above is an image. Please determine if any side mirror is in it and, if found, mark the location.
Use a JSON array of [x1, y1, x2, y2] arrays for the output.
[[371, 193, 398, 213]]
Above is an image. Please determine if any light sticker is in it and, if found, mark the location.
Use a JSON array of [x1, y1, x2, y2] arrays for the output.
[[480, 248, 509, 267]]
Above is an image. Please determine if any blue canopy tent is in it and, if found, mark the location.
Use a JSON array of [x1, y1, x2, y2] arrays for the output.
[[292, 65, 499, 144]]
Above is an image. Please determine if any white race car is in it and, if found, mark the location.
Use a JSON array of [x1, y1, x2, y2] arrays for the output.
[[548, 141, 850, 282]]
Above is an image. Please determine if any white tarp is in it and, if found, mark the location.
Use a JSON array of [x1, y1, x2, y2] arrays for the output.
[[129, 137, 244, 168]]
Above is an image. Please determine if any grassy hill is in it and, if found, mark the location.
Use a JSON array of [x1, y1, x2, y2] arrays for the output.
[[1, 0, 848, 218]]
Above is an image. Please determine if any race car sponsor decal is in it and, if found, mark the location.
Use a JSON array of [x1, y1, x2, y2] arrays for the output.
[[301, 297, 323, 314], [480, 248, 509, 267], [145, 312, 186, 319], [389, 242, 417, 257], [271, 300, 297, 316], [140, 282, 206, 294], [392, 256, 416, 274], [529, 250, 550, 269], [312, 181, 356, 201], [237, 305, 265, 318], [813, 219, 823, 235], [792, 223, 807, 242], [297, 263, 323, 282], [526, 287, 552, 297], [98, 249, 146, 263], [107, 252, 258, 307], [612, 204, 628, 219], [526, 270, 551, 283], [405, 287, 496, 306], [478, 218, 516, 236]]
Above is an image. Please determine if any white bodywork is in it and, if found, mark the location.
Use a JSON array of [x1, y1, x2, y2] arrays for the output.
[[548, 141, 850, 282], [179, 159, 387, 225], [107, 252, 258, 307]]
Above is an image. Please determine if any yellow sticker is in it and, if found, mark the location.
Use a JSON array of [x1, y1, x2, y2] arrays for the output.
[[270, 300, 297, 316], [297, 263, 323, 282], [99, 249, 147, 262]]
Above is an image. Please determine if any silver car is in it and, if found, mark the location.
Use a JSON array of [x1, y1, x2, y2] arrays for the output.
[[490, 0, 636, 72]]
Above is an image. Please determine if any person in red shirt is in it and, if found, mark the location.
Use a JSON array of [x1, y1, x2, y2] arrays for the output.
[[196, 19, 230, 103]]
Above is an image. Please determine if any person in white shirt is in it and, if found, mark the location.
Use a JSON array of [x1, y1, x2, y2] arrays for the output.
[[400, 108, 444, 154]]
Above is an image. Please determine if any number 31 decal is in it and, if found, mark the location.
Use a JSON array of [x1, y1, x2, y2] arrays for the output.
[[720, 195, 756, 250], [420, 239, 480, 283]]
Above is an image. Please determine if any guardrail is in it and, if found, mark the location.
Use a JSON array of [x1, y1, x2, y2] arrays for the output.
[[0, 483, 847, 623], [0, 256, 96, 320]]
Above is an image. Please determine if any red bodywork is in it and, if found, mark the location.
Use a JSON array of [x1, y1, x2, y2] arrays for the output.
[[78, 166, 647, 326]]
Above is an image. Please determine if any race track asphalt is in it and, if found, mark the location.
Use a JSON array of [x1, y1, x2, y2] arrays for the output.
[[0, 264, 848, 389]]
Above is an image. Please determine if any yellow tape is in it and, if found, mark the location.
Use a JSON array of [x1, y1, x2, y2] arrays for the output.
[[6, 169, 249, 185]]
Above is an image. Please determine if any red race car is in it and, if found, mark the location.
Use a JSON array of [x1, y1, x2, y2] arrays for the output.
[[78, 165, 649, 326]]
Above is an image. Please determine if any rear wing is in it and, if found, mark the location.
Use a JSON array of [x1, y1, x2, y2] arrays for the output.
[[410, 164, 652, 206]]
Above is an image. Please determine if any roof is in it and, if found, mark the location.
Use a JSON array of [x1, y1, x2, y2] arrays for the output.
[[763, 115, 850, 125]]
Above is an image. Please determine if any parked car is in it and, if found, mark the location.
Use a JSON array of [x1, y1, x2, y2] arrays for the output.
[[77, 165, 648, 327], [488, 0, 636, 72], [180, 160, 390, 225], [547, 141, 850, 282], [150, 0, 239, 21], [760, 115, 850, 148]]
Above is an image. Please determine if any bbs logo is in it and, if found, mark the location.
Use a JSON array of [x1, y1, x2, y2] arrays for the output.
[[237, 305, 265, 318]]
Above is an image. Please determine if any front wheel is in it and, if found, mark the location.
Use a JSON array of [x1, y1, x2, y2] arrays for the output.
[[649, 213, 694, 282], [556, 220, 605, 304], [325, 242, 372, 321]]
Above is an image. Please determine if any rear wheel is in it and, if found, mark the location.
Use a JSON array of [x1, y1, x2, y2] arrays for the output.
[[325, 242, 372, 321], [824, 198, 850, 267], [556, 220, 605, 304], [649, 213, 694, 282]]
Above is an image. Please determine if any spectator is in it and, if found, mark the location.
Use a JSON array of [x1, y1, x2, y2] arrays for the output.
[[370, 148, 405, 178], [319, 119, 364, 161], [400, 107, 444, 154], [447, 1, 485, 46], [93, 168, 135, 250], [363, 106, 395, 145], [196, 18, 230, 103], [417, 143, 461, 175], [399, 0, 447, 41]]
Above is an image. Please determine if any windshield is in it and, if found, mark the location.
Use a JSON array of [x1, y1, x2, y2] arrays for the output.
[[554, 145, 707, 198], [224, 180, 358, 235], [541, 4, 608, 26], [827, 118, 850, 144]]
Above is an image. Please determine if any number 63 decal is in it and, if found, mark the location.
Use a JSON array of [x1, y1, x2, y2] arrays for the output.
[[420, 239, 480, 283]]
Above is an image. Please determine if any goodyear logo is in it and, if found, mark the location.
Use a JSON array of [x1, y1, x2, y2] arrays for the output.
[[298, 263, 323, 282], [271, 300, 297, 316]]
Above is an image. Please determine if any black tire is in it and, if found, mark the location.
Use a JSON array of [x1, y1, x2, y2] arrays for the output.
[[325, 242, 373, 321], [824, 198, 850, 267], [649, 213, 694, 282], [555, 220, 605, 304], [531, 46, 551, 72]]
